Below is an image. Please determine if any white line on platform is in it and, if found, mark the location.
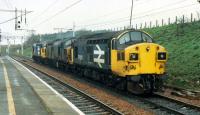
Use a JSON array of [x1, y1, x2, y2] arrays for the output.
[[8, 57, 85, 115], [0, 59, 16, 115]]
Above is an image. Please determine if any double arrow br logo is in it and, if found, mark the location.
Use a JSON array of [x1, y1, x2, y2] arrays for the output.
[[94, 44, 105, 68]]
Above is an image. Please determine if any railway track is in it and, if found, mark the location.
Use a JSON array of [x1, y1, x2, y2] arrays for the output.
[[141, 93, 200, 115], [163, 84, 200, 100], [13, 57, 123, 115], [13, 56, 200, 115]]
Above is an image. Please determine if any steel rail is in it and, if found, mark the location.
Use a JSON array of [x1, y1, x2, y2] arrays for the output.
[[13, 57, 123, 115]]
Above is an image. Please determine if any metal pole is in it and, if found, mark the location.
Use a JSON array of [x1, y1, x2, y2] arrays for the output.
[[0, 28, 1, 55], [40, 34, 41, 41], [60, 29, 63, 40], [21, 36, 23, 55], [73, 22, 75, 37], [7, 38, 9, 55], [130, 0, 133, 28], [15, 8, 17, 30], [25, 8, 26, 24], [0, 42, 1, 56]]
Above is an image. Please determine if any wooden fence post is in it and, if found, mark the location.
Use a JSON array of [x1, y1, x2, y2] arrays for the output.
[[175, 16, 178, 24], [191, 13, 193, 22], [136, 24, 137, 29], [156, 20, 158, 27], [124, 26, 126, 30], [162, 19, 164, 26], [168, 18, 170, 25], [150, 21, 152, 28]]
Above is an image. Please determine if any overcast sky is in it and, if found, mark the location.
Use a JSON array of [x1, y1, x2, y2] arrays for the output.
[[0, 0, 200, 45]]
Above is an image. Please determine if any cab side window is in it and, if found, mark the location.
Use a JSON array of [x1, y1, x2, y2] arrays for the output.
[[119, 33, 130, 44], [130, 32, 142, 43], [142, 33, 152, 43]]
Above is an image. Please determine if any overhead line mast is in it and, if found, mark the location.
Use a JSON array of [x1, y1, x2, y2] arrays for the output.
[[130, 0, 134, 28], [0, 9, 33, 25]]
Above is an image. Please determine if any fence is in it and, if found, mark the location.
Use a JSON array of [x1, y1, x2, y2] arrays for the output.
[[98, 12, 200, 31]]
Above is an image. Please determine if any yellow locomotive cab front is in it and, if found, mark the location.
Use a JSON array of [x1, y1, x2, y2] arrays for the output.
[[125, 43, 167, 75], [110, 30, 167, 94], [111, 43, 167, 77], [111, 30, 167, 77]]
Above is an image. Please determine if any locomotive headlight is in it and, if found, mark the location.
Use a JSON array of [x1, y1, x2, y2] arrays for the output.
[[157, 52, 166, 60], [130, 53, 138, 61]]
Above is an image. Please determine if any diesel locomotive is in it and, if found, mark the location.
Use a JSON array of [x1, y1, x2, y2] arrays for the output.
[[32, 29, 167, 94]]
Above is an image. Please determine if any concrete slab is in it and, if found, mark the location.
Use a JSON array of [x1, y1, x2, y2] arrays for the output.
[[0, 59, 9, 114], [7, 57, 83, 115], [33, 88, 56, 95], [2, 58, 50, 115]]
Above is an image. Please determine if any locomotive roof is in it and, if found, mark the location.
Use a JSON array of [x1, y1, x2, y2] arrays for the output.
[[77, 31, 119, 40], [40, 29, 150, 45], [76, 29, 140, 40], [46, 39, 62, 45]]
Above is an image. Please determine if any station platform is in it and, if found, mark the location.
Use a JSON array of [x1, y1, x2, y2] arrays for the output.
[[0, 56, 83, 115]]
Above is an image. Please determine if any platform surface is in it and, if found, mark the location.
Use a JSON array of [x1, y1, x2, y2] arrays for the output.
[[0, 56, 82, 115]]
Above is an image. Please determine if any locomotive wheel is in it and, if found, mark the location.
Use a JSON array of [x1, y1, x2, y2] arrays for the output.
[[127, 75, 154, 95], [127, 81, 146, 94]]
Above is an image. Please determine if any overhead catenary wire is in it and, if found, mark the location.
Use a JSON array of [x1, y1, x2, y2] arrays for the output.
[[135, 0, 189, 15], [3, 0, 10, 9], [78, 0, 189, 26], [0, 9, 27, 13], [0, 11, 33, 25], [78, 0, 154, 24], [31, 0, 60, 22], [6, 0, 14, 9], [76, 3, 197, 29], [32, 0, 82, 28]]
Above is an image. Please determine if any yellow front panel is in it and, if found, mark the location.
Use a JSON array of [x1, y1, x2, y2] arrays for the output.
[[111, 43, 167, 77], [133, 43, 156, 73]]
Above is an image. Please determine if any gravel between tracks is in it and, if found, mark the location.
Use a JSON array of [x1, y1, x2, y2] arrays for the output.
[[160, 88, 200, 107], [25, 61, 153, 115]]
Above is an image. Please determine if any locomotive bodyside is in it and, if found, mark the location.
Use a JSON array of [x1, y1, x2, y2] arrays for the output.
[[73, 36, 112, 71]]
